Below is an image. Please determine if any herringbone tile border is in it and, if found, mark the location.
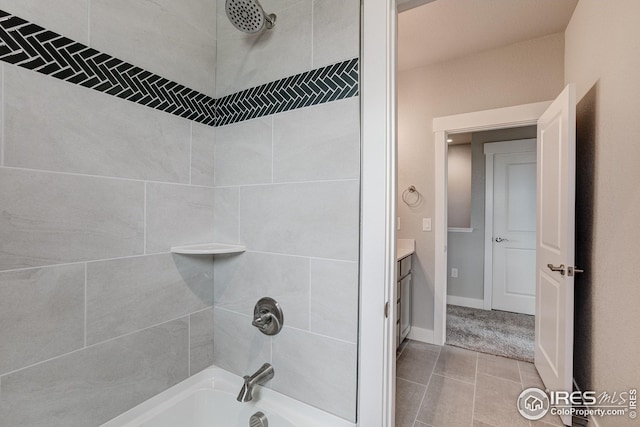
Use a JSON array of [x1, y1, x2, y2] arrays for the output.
[[0, 10, 359, 127], [215, 58, 359, 126]]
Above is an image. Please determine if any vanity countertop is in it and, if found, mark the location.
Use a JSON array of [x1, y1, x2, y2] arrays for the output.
[[397, 239, 415, 260]]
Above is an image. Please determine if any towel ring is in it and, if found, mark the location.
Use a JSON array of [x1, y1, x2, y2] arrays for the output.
[[402, 185, 422, 207]]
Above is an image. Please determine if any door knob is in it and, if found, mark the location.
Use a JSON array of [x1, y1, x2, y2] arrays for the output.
[[547, 263, 566, 275], [495, 237, 509, 242]]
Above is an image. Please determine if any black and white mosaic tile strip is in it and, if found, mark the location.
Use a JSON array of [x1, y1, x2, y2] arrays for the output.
[[0, 10, 217, 125], [215, 58, 359, 126], [0, 10, 359, 127]]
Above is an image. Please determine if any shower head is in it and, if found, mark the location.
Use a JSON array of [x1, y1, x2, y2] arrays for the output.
[[225, 0, 276, 34]]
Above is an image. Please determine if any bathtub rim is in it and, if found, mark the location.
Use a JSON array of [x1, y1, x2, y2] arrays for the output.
[[100, 365, 356, 427]]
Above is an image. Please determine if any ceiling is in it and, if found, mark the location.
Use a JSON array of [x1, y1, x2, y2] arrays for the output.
[[447, 132, 472, 145], [398, 0, 578, 71]]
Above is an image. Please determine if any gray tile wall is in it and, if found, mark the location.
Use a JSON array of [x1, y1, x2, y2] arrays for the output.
[[0, 0, 360, 425], [0, 1, 217, 425], [212, 2, 360, 416], [215, 0, 360, 97]]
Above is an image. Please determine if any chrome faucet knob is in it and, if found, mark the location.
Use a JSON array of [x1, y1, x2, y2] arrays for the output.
[[251, 298, 284, 335]]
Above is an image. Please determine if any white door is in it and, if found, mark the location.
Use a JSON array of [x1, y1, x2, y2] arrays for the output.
[[490, 144, 537, 315], [535, 84, 576, 427]]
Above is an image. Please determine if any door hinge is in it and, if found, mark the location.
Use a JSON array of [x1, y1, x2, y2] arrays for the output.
[[384, 302, 389, 318]]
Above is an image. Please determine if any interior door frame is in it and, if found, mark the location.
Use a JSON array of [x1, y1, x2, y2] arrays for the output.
[[432, 101, 551, 345], [483, 139, 537, 311], [358, 1, 397, 426]]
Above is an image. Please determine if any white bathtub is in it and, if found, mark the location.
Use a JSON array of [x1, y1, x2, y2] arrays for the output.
[[101, 367, 356, 427]]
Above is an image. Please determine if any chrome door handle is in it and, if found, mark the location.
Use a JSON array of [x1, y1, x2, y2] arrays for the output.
[[547, 263, 566, 276], [495, 237, 509, 242]]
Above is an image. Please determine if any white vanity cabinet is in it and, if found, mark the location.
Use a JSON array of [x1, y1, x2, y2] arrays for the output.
[[396, 254, 412, 349]]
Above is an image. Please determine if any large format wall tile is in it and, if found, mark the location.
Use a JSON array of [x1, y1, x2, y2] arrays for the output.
[[145, 183, 216, 254], [0, 0, 88, 43], [214, 252, 310, 330], [191, 123, 216, 187], [0, 318, 189, 427], [272, 327, 357, 421], [213, 187, 240, 243], [3, 66, 191, 183], [90, 0, 217, 97], [212, 308, 271, 376], [0, 264, 85, 375], [214, 117, 272, 186], [312, 0, 360, 68], [189, 308, 214, 375], [216, 1, 312, 97], [273, 97, 360, 182], [309, 259, 358, 343], [239, 181, 360, 261], [86, 254, 213, 345], [0, 169, 144, 271]]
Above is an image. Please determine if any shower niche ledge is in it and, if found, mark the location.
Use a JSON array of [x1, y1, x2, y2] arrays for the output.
[[170, 243, 246, 255]]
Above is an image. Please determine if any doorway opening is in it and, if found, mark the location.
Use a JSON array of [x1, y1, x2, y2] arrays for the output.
[[432, 101, 551, 347], [446, 129, 538, 361]]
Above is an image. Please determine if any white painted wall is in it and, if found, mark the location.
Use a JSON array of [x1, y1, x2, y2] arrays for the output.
[[398, 33, 565, 330], [565, 1, 640, 425], [447, 143, 472, 228]]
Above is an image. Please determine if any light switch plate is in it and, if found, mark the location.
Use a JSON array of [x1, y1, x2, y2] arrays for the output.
[[422, 218, 432, 232], [451, 267, 458, 278]]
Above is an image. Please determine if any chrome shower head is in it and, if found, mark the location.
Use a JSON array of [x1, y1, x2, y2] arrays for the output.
[[225, 0, 276, 34]]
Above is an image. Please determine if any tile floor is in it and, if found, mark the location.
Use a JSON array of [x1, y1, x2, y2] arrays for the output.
[[395, 340, 566, 427]]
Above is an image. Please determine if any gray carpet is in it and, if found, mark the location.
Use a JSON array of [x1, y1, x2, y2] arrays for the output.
[[446, 304, 535, 362]]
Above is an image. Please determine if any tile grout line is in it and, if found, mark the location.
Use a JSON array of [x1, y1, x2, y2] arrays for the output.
[[310, 0, 315, 67], [0, 165, 215, 188], [270, 116, 274, 183], [87, 0, 91, 46], [0, 312, 192, 379], [143, 182, 147, 255], [213, 306, 356, 345], [308, 257, 312, 332], [1, 63, 4, 167], [236, 186, 241, 243], [213, 177, 360, 189], [412, 345, 442, 426], [189, 122, 193, 185], [471, 352, 479, 426], [245, 249, 356, 264], [477, 370, 524, 386], [187, 314, 191, 376], [517, 362, 535, 427], [84, 263, 88, 348]]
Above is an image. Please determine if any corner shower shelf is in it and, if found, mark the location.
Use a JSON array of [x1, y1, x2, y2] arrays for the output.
[[170, 243, 246, 255]]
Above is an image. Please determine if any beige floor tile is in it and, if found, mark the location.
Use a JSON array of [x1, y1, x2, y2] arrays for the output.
[[531, 417, 566, 427], [518, 361, 545, 389], [474, 373, 529, 427], [416, 374, 474, 426], [397, 341, 441, 385], [477, 353, 522, 383], [530, 411, 566, 426], [396, 378, 427, 427], [433, 345, 478, 384], [473, 420, 497, 427]]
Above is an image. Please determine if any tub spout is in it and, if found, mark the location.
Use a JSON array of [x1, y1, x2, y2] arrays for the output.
[[237, 363, 274, 402]]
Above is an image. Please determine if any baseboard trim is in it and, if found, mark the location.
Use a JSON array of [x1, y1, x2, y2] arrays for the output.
[[406, 327, 434, 344], [447, 295, 485, 309]]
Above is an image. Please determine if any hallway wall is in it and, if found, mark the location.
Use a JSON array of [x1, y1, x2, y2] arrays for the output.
[[398, 33, 565, 331], [565, 1, 640, 425]]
